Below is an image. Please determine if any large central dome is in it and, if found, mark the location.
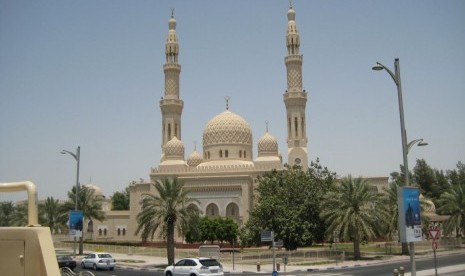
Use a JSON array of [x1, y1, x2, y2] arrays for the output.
[[203, 110, 252, 147]]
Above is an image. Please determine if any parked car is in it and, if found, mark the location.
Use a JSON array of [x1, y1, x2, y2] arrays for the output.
[[80, 252, 116, 271], [164, 257, 223, 276], [57, 255, 77, 270]]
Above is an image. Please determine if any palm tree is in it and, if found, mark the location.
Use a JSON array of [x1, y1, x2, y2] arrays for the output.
[[320, 175, 388, 260], [438, 183, 465, 237], [39, 197, 68, 234], [135, 178, 199, 265]]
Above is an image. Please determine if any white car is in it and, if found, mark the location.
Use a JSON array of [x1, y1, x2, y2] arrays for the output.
[[80, 252, 116, 271], [164, 257, 223, 276]]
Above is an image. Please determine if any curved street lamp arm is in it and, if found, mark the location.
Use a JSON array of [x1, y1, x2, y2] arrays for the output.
[[375, 62, 398, 85], [407, 139, 426, 154], [61, 149, 78, 161]]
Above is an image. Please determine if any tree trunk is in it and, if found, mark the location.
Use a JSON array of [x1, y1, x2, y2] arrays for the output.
[[353, 238, 360, 260], [167, 221, 175, 265]]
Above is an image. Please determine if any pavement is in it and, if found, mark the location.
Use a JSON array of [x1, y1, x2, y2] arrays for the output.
[[59, 248, 465, 275]]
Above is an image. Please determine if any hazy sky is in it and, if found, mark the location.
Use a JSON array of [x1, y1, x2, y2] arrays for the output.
[[1, 0, 464, 201]]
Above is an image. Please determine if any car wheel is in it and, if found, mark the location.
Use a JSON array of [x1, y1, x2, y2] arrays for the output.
[[166, 271, 173, 276], [110, 267, 114, 271], [93, 263, 97, 270], [81, 262, 85, 269]]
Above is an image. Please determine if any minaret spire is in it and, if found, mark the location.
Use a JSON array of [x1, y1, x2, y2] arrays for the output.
[[225, 96, 230, 110], [283, 4, 308, 168], [160, 11, 184, 161]]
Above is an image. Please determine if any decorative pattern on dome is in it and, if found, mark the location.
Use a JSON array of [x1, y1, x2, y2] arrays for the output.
[[258, 132, 278, 153], [203, 110, 252, 147], [187, 150, 202, 167], [164, 136, 184, 157]]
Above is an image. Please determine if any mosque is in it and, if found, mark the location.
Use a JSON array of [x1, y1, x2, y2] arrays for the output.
[[91, 5, 388, 242]]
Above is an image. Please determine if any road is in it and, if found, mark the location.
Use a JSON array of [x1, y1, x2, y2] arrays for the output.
[[71, 252, 465, 276]]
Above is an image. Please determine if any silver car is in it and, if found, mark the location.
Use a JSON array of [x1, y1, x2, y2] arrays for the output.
[[80, 252, 116, 271], [164, 258, 223, 276]]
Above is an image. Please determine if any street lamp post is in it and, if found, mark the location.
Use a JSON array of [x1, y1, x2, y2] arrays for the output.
[[61, 146, 81, 257], [372, 58, 417, 276]]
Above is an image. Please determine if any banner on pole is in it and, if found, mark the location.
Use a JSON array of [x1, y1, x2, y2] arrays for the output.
[[69, 210, 83, 238], [397, 187, 422, 242]]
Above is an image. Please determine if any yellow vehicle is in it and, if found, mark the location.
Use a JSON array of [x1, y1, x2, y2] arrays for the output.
[[0, 181, 61, 276]]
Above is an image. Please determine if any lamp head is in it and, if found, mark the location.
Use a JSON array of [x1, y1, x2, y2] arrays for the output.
[[418, 141, 428, 147], [61, 150, 66, 154], [372, 62, 384, 71]]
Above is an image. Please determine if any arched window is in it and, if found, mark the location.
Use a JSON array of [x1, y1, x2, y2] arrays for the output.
[[168, 123, 171, 139], [103, 228, 107, 236], [239, 150, 242, 158], [98, 229, 102, 236], [225, 150, 228, 158], [117, 228, 121, 236], [244, 151, 247, 158], [206, 203, 219, 217], [295, 117, 298, 137], [219, 150, 223, 158], [208, 152, 210, 159], [122, 228, 126, 236], [226, 203, 239, 216]]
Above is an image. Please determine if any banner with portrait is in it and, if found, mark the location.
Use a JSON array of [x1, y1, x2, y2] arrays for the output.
[[397, 187, 422, 242]]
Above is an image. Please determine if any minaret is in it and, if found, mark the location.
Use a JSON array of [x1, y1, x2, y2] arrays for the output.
[[283, 3, 308, 168], [160, 11, 183, 161]]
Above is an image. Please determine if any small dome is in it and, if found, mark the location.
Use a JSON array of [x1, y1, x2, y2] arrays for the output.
[[287, 6, 296, 21], [187, 149, 202, 167], [258, 132, 278, 154], [203, 110, 252, 147], [419, 194, 436, 213], [83, 184, 103, 197], [164, 136, 185, 159]]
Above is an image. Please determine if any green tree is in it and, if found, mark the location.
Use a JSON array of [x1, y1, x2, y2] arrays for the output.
[[111, 188, 130, 210], [320, 175, 387, 260], [413, 159, 449, 204], [38, 197, 68, 234], [198, 216, 239, 245], [135, 178, 199, 265], [246, 159, 336, 250], [438, 182, 465, 237], [199, 216, 219, 244], [215, 217, 239, 245], [447, 161, 465, 187], [0, 201, 15, 226], [182, 209, 202, 243]]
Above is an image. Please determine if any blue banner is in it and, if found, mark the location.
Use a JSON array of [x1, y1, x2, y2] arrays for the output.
[[69, 210, 83, 238], [397, 187, 422, 242]]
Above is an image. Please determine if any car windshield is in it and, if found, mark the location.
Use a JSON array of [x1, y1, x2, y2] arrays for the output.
[[98, 254, 112, 258], [199, 259, 220, 267], [58, 256, 71, 260]]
